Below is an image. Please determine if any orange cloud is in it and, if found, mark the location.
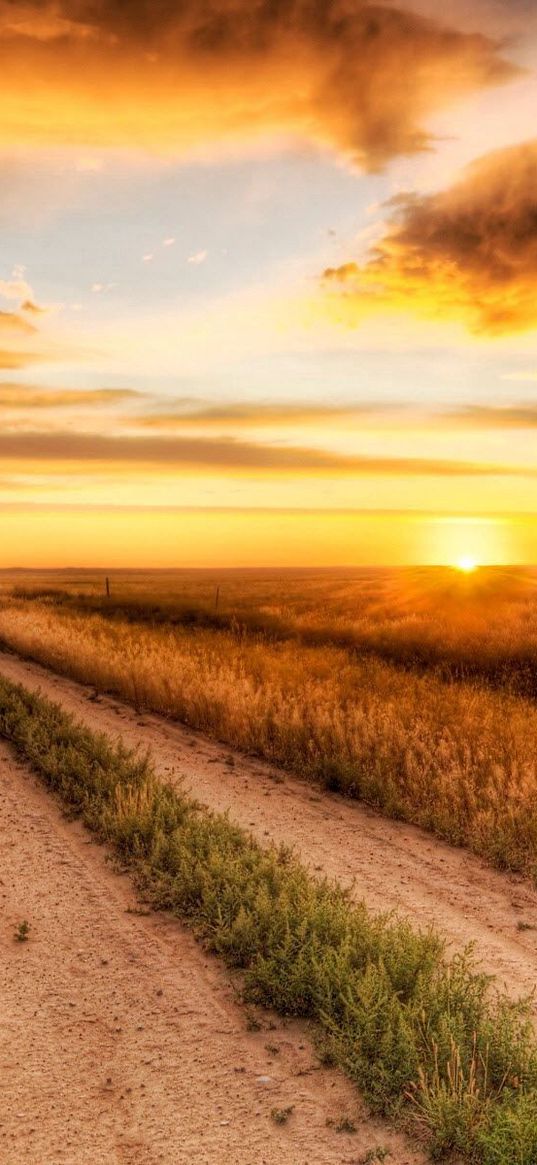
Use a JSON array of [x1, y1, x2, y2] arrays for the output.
[[384, 0, 537, 37], [20, 299, 48, 315], [0, 301, 73, 370], [0, 350, 48, 369], [323, 140, 537, 333], [449, 405, 537, 428], [0, 309, 36, 335], [0, 2, 518, 166], [131, 398, 537, 434]]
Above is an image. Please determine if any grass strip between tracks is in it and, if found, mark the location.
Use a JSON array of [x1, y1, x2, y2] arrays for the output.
[[0, 673, 536, 1164]]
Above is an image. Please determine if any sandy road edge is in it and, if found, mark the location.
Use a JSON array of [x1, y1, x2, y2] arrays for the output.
[[0, 733, 425, 1164]]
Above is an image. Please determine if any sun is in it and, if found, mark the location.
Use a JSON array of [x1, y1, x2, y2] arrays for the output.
[[455, 556, 478, 573]]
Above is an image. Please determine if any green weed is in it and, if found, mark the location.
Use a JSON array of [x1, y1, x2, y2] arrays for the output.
[[334, 1116, 357, 1133], [271, 1106, 294, 1125]]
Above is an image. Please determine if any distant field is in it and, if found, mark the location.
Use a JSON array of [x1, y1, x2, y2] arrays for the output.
[[4, 564, 537, 693], [3, 566, 537, 878]]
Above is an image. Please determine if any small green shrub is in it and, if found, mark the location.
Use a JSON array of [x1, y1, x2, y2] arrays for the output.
[[271, 1106, 294, 1125], [359, 1150, 391, 1164], [334, 1116, 357, 1133], [476, 1093, 537, 1165]]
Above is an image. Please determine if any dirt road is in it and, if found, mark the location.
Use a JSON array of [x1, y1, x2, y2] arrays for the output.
[[1, 649, 536, 1012], [0, 734, 422, 1165]]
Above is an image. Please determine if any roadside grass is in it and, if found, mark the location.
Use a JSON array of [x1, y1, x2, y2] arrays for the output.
[[0, 674, 537, 1163], [3, 603, 537, 880]]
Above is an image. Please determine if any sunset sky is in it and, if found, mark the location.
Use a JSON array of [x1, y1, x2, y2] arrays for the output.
[[1, 0, 537, 565]]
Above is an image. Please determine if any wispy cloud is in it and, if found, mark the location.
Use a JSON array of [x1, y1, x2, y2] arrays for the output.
[[0, 310, 36, 336], [0, 385, 143, 409], [449, 404, 537, 428], [0, 349, 48, 370], [20, 300, 48, 315], [0, 430, 532, 478], [0, 271, 48, 317], [187, 250, 208, 266], [91, 282, 117, 293], [133, 401, 399, 429], [0, 277, 33, 302], [501, 372, 537, 383], [129, 397, 537, 434], [0, 286, 74, 371]]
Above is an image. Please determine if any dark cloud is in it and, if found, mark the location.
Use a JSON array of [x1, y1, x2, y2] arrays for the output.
[[0, 428, 531, 476], [323, 139, 537, 332], [0, 1, 518, 166]]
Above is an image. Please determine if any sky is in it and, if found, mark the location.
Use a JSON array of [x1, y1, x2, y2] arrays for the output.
[[1, 0, 537, 566]]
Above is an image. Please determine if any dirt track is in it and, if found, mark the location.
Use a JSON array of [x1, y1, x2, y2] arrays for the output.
[[1, 650, 536, 1007], [2, 649, 537, 1163], [0, 736, 423, 1165]]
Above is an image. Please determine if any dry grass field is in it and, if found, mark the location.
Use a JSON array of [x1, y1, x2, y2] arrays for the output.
[[5, 564, 537, 689], [3, 566, 537, 878]]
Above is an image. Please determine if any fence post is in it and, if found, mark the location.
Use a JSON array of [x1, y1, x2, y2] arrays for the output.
[[105, 576, 110, 598], [215, 584, 220, 613]]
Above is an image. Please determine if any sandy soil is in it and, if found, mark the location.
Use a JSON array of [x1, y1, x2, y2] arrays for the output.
[[0, 738, 423, 1165], [1, 649, 537, 1013]]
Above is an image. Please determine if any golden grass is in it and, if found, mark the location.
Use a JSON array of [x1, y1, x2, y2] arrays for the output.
[[2, 600, 537, 878], [6, 565, 537, 694]]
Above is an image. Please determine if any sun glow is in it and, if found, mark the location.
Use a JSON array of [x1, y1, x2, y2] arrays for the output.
[[423, 517, 513, 568], [456, 556, 478, 573]]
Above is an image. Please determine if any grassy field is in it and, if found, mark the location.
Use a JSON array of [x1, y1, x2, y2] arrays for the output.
[[3, 567, 537, 877], [1, 673, 536, 1164]]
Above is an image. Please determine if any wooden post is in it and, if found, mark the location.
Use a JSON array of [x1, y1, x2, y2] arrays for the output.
[[105, 576, 110, 598], [215, 585, 220, 613]]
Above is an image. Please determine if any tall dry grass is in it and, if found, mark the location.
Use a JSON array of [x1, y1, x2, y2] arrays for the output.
[[2, 601, 537, 878], [8, 565, 537, 695]]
